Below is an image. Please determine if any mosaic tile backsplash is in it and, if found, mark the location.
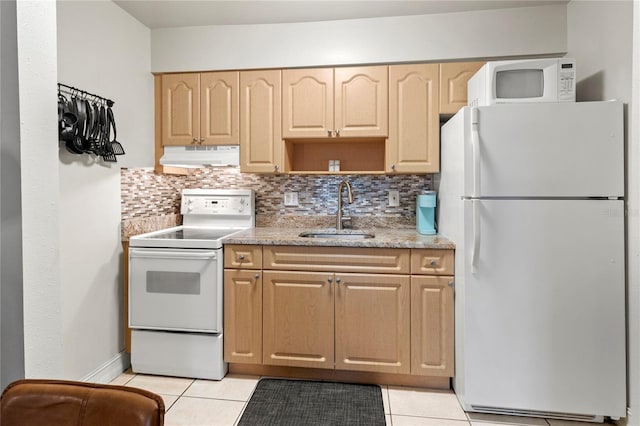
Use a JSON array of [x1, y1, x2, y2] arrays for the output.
[[121, 167, 433, 228]]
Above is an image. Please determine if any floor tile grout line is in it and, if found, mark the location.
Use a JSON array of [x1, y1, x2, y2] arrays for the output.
[[389, 413, 470, 422], [391, 413, 471, 424], [233, 374, 263, 426], [174, 394, 253, 403]]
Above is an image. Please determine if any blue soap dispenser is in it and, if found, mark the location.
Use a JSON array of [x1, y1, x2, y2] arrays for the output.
[[416, 191, 437, 235]]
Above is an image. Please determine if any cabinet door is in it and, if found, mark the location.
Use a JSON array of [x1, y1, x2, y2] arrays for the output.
[[282, 68, 333, 138], [387, 64, 439, 173], [335, 273, 410, 374], [334, 66, 388, 137], [240, 70, 283, 173], [224, 269, 262, 364], [162, 73, 200, 146], [439, 62, 484, 115], [200, 71, 239, 145], [411, 276, 454, 377], [263, 271, 334, 369]]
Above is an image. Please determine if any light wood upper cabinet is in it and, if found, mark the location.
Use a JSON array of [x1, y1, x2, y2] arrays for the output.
[[334, 66, 388, 138], [162, 73, 199, 146], [282, 68, 333, 138], [262, 270, 335, 369], [161, 72, 239, 146], [411, 275, 454, 377], [387, 64, 440, 173], [335, 273, 410, 374], [200, 72, 239, 145], [240, 70, 283, 173], [439, 62, 484, 115], [282, 66, 388, 139]]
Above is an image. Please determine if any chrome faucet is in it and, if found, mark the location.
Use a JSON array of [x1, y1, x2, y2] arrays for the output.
[[336, 180, 354, 230]]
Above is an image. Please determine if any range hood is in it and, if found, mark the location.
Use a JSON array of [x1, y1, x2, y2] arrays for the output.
[[160, 145, 240, 167]]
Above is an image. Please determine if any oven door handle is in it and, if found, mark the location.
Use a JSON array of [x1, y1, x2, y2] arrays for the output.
[[129, 249, 218, 260]]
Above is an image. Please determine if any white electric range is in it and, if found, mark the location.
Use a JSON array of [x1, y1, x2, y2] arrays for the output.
[[128, 189, 254, 380]]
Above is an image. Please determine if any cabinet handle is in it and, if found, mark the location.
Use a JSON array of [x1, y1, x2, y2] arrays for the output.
[[199, 138, 204, 143], [335, 277, 341, 284], [274, 165, 279, 172], [255, 274, 260, 280], [430, 260, 437, 266], [328, 277, 333, 284], [391, 164, 396, 172], [192, 138, 198, 143], [238, 255, 245, 261], [328, 130, 332, 137], [448, 281, 455, 288], [335, 129, 340, 137]]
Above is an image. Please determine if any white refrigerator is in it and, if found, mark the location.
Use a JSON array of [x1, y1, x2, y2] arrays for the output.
[[437, 101, 626, 422]]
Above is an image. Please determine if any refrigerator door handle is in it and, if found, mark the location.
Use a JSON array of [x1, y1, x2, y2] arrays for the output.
[[471, 199, 480, 273], [471, 107, 480, 198]]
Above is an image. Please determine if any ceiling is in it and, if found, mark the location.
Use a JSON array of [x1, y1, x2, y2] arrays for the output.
[[114, 0, 568, 29]]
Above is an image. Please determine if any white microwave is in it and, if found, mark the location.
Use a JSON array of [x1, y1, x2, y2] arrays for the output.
[[467, 58, 576, 107]]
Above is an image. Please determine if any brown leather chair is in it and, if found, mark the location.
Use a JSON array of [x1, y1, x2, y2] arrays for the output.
[[0, 379, 165, 426]]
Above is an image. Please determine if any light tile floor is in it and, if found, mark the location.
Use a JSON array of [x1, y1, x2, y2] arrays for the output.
[[111, 371, 617, 426]]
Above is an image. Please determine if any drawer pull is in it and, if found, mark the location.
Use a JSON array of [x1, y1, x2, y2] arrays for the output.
[[255, 274, 260, 280], [430, 260, 437, 266], [238, 255, 245, 261]]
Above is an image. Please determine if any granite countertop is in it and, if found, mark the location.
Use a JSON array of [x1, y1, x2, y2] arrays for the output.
[[223, 227, 455, 249]]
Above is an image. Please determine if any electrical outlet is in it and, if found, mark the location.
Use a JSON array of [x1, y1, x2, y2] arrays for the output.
[[284, 192, 299, 206], [388, 190, 400, 207]]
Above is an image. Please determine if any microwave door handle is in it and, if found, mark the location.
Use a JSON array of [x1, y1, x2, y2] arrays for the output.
[[471, 107, 480, 198], [130, 249, 218, 260], [471, 199, 480, 274]]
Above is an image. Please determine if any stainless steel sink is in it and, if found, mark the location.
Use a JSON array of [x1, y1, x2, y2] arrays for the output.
[[298, 230, 375, 239]]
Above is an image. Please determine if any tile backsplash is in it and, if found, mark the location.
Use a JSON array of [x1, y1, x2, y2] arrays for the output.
[[121, 167, 433, 227]]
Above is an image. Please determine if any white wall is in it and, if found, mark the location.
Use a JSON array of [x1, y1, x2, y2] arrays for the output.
[[151, 4, 567, 72], [56, 0, 153, 380], [16, 0, 64, 379], [0, 0, 25, 389], [566, 0, 636, 424]]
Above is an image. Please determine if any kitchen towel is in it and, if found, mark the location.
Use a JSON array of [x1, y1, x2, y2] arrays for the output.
[[237, 378, 385, 426]]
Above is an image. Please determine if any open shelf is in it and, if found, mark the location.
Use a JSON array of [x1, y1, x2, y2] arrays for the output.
[[284, 138, 386, 174]]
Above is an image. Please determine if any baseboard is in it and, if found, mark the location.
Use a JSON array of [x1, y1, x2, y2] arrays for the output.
[[81, 351, 131, 384], [229, 363, 451, 389]]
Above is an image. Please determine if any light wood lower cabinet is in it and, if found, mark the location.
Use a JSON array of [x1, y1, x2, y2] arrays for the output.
[[224, 269, 263, 364], [262, 271, 335, 369], [411, 275, 454, 376], [223, 244, 454, 379], [335, 273, 410, 374]]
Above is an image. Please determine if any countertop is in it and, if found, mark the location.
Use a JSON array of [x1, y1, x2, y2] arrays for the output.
[[223, 227, 455, 249]]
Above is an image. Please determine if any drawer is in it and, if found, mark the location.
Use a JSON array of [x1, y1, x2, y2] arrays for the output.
[[224, 245, 262, 269], [411, 249, 454, 275], [263, 246, 410, 274]]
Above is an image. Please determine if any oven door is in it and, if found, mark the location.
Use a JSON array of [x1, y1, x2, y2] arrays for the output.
[[129, 247, 222, 333]]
